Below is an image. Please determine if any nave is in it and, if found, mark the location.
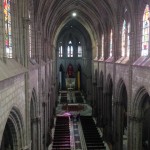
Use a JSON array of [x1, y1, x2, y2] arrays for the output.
[[49, 115, 109, 150], [48, 90, 109, 150]]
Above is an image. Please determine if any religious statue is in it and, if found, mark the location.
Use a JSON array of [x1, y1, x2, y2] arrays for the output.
[[67, 63, 74, 78]]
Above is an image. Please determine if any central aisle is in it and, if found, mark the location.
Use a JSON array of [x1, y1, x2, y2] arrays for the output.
[[48, 91, 110, 150], [49, 115, 110, 150]]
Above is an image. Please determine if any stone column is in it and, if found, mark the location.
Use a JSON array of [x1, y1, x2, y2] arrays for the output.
[[30, 117, 41, 150], [128, 115, 143, 150], [97, 86, 101, 126], [113, 101, 123, 150], [92, 82, 97, 116], [103, 91, 107, 127], [103, 92, 112, 142], [99, 86, 103, 127], [42, 101, 47, 150]]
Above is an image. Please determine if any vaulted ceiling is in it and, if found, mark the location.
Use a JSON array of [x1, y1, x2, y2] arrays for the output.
[[33, 0, 131, 46]]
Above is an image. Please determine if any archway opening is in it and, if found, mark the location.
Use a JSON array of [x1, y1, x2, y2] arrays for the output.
[[115, 81, 128, 150], [1, 108, 24, 150], [104, 77, 113, 143], [1, 120, 14, 150], [56, 19, 92, 104], [142, 93, 150, 150]]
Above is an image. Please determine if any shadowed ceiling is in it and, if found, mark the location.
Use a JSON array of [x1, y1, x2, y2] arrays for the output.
[[33, 0, 130, 47]]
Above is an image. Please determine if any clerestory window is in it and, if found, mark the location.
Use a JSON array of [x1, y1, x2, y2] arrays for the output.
[[67, 41, 73, 57], [78, 42, 82, 57], [121, 20, 130, 57], [4, 0, 12, 58], [109, 30, 113, 57], [59, 45, 63, 57], [141, 4, 150, 56]]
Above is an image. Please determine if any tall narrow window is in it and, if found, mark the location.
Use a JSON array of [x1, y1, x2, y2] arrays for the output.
[[101, 35, 104, 57], [67, 41, 73, 57], [121, 20, 130, 57], [29, 11, 32, 58], [59, 45, 63, 57], [141, 5, 150, 56], [110, 30, 113, 57], [78, 42, 82, 57], [122, 20, 126, 57], [4, 0, 12, 58], [127, 23, 130, 57]]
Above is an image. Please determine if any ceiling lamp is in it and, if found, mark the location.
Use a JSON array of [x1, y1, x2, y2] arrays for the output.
[[72, 12, 77, 17]]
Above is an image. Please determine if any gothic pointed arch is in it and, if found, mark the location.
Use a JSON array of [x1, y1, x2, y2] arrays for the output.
[[133, 87, 149, 116], [1, 107, 24, 150], [103, 74, 113, 142], [30, 88, 37, 118], [132, 87, 150, 150], [114, 79, 128, 150], [30, 88, 38, 150]]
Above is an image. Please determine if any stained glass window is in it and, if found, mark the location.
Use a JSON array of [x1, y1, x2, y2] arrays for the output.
[[67, 41, 73, 57], [141, 5, 150, 56], [101, 35, 104, 57], [110, 30, 113, 57], [4, 0, 12, 58]]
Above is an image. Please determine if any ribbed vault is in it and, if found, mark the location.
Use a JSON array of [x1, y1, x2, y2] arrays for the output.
[[34, 0, 119, 47]]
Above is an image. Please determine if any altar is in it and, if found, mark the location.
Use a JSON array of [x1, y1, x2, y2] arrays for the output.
[[66, 78, 75, 89], [65, 78, 75, 103]]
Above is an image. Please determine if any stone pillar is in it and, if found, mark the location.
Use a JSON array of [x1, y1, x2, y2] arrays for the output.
[[97, 86, 101, 126], [30, 117, 41, 150], [99, 86, 103, 127], [103, 91, 107, 127], [113, 101, 123, 150], [92, 82, 97, 116], [103, 92, 113, 142], [128, 115, 143, 150]]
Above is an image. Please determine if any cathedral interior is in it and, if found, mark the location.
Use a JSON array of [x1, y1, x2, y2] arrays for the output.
[[0, 0, 150, 150]]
